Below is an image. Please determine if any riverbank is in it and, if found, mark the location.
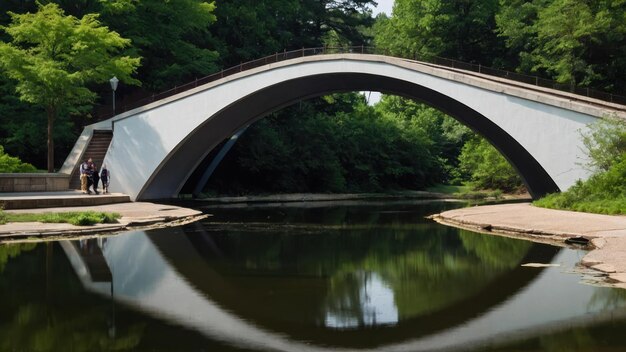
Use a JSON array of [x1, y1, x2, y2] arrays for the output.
[[193, 190, 531, 204], [431, 203, 626, 288], [0, 202, 205, 243]]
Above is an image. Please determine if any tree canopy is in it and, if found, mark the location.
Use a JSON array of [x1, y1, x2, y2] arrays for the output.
[[0, 3, 140, 171]]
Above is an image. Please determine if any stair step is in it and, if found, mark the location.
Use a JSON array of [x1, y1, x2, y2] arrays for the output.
[[69, 131, 114, 190]]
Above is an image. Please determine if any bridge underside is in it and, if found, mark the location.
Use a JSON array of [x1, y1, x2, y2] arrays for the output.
[[139, 73, 560, 200]]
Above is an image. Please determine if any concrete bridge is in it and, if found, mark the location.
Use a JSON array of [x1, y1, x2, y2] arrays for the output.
[[61, 53, 626, 200]]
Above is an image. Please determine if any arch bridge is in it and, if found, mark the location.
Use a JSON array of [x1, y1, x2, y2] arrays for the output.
[[61, 50, 626, 200]]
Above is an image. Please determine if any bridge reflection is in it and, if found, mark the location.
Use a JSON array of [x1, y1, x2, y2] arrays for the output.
[[58, 220, 626, 351]]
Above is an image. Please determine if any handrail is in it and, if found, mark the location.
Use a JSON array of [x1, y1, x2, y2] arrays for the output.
[[95, 46, 626, 120]]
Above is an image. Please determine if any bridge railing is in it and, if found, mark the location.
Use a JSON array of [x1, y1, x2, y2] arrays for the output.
[[96, 46, 626, 120]]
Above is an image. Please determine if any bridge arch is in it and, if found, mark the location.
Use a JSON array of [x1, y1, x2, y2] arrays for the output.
[[63, 54, 624, 200]]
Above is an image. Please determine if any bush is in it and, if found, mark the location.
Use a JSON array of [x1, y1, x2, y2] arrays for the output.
[[581, 116, 626, 172], [534, 153, 626, 215], [64, 211, 121, 226], [457, 137, 525, 192], [0, 145, 37, 173], [534, 116, 626, 215]]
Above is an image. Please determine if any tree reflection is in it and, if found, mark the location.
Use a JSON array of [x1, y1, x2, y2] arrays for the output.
[[0, 243, 144, 351], [320, 229, 532, 325], [0, 242, 36, 273], [187, 214, 534, 327]]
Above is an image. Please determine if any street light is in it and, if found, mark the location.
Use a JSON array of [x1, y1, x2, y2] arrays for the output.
[[109, 76, 119, 114]]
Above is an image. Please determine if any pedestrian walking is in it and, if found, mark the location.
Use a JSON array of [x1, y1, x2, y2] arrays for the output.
[[91, 163, 100, 195], [100, 165, 110, 194], [79, 159, 89, 193], [86, 158, 94, 194]]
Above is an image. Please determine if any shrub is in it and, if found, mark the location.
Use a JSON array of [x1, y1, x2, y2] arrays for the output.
[[534, 152, 626, 215], [0, 145, 37, 173], [458, 137, 525, 192]]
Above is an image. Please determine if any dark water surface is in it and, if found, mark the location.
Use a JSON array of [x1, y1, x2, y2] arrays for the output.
[[2, 200, 626, 351]]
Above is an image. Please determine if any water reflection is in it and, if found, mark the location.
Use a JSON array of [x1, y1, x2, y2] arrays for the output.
[[2, 201, 626, 351], [324, 271, 399, 328]]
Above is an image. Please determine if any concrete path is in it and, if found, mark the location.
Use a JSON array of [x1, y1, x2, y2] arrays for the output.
[[0, 202, 204, 242], [431, 203, 626, 288], [0, 190, 130, 209]]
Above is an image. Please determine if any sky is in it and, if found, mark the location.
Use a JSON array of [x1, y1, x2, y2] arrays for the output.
[[364, 0, 395, 104], [371, 0, 395, 16]]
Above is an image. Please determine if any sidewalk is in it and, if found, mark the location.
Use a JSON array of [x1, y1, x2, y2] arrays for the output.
[[0, 202, 204, 242], [431, 203, 626, 288], [0, 190, 130, 209]]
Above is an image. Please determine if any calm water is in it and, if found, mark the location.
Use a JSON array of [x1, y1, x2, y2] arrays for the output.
[[1, 200, 626, 351]]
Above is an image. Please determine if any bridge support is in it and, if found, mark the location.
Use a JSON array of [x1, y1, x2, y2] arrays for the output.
[[192, 125, 249, 197]]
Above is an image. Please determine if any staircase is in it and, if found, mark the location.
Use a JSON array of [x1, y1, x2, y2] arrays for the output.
[[69, 130, 113, 190]]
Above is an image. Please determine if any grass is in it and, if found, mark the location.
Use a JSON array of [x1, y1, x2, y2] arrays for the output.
[[426, 183, 504, 200], [533, 154, 626, 215], [426, 184, 472, 194], [0, 210, 121, 226], [534, 193, 626, 215]]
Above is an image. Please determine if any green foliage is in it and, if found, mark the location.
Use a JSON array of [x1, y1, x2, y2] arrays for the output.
[[208, 0, 375, 67], [582, 116, 626, 172], [0, 243, 36, 273], [99, 0, 218, 90], [496, 0, 626, 91], [374, 0, 505, 64], [0, 3, 140, 109], [426, 184, 471, 195], [458, 136, 524, 192], [0, 3, 141, 171], [534, 153, 626, 215], [206, 93, 451, 195], [5, 211, 121, 226], [0, 145, 37, 173], [375, 95, 473, 183], [534, 117, 626, 214], [0, 208, 6, 225]]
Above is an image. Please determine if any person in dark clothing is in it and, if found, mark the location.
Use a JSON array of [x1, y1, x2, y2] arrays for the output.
[[100, 165, 110, 194], [91, 164, 100, 195], [86, 158, 94, 194]]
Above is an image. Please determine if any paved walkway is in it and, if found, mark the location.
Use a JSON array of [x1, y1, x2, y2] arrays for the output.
[[432, 203, 626, 288], [0, 190, 130, 209], [0, 202, 204, 241]]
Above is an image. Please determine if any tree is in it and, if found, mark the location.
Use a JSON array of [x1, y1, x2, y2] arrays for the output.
[[374, 0, 504, 65], [496, 0, 626, 92], [99, 0, 218, 90], [458, 136, 524, 192], [208, 0, 375, 68], [581, 116, 626, 172], [0, 3, 140, 172]]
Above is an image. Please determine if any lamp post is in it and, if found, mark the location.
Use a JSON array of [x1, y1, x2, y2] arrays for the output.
[[109, 76, 119, 114]]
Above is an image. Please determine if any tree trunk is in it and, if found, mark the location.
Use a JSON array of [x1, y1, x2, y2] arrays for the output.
[[47, 106, 55, 173]]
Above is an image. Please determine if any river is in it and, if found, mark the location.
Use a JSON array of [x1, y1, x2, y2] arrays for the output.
[[1, 200, 625, 351]]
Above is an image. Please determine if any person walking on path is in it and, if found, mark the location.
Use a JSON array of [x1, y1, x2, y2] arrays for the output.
[[79, 159, 89, 194], [100, 165, 110, 194], [85, 158, 93, 194], [91, 163, 100, 195]]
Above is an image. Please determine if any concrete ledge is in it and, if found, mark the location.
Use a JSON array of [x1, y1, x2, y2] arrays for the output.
[[431, 203, 626, 289], [0, 202, 206, 242], [0, 191, 130, 210], [0, 173, 70, 192]]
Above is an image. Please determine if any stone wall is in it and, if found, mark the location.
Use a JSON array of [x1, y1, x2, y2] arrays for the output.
[[0, 173, 70, 192]]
